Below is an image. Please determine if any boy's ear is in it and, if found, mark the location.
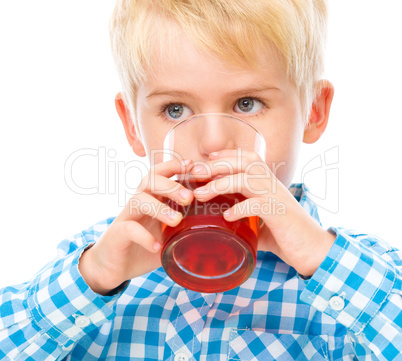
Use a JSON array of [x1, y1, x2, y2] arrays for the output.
[[303, 80, 334, 144], [115, 92, 146, 157]]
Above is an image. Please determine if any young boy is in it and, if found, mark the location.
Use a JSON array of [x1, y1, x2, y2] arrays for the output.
[[1, 0, 401, 360]]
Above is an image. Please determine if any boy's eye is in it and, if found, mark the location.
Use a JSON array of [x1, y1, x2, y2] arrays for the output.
[[234, 98, 264, 114], [165, 104, 193, 120]]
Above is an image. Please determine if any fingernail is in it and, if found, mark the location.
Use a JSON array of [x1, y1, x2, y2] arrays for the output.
[[179, 187, 192, 199], [153, 242, 161, 252], [192, 166, 204, 174], [167, 209, 180, 220], [209, 152, 219, 158], [181, 159, 192, 167], [193, 186, 208, 194], [223, 209, 231, 217]]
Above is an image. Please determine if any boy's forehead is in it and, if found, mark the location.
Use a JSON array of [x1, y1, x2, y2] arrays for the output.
[[142, 29, 288, 94]]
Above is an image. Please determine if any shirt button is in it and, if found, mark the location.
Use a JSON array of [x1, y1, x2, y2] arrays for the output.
[[75, 315, 91, 328], [329, 296, 345, 311], [174, 352, 189, 361]]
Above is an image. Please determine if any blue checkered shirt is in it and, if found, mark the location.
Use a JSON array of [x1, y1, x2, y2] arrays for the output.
[[1, 183, 401, 360]]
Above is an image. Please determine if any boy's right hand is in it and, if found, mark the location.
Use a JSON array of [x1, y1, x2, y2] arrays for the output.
[[78, 158, 194, 295]]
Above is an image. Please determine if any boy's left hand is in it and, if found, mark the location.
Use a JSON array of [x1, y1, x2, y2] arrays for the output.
[[190, 149, 336, 277]]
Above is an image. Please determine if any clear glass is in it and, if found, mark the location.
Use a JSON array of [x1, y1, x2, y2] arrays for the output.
[[161, 113, 267, 293]]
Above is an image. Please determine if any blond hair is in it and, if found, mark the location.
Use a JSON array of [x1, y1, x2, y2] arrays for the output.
[[110, 0, 328, 123]]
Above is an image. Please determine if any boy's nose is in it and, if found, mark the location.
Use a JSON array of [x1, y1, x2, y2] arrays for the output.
[[197, 114, 237, 157]]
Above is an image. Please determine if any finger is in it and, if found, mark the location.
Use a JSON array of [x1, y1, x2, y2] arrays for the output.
[[209, 149, 264, 163], [140, 173, 194, 206], [137, 157, 194, 194], [191, 154, 269, 180], [115, 220, 161, 253], [221, 197, 280, 222], [193, 172, 271, 201], [152, 157, 194, 178], [121, 191, 184, 226]]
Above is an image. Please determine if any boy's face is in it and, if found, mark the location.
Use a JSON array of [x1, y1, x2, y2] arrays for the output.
[[119, 31, 332, 188]]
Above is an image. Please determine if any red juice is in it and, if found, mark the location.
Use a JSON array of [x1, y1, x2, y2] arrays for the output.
[[161, 180, 260, 293]]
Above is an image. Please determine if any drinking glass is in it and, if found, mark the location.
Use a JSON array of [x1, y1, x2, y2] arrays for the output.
[[161, 113, 267, 293]]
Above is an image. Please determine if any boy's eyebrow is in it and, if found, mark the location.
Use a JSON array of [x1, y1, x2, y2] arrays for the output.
[[227, 86, 282, 96], [146, 86, 281, 99], [147, 90, 195, 99]]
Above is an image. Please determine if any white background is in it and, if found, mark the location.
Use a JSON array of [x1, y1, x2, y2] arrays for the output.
[[0, 1, 401, 287]]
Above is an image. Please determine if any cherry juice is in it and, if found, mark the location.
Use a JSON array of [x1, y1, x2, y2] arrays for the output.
[[161, 180, 260, 293]]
